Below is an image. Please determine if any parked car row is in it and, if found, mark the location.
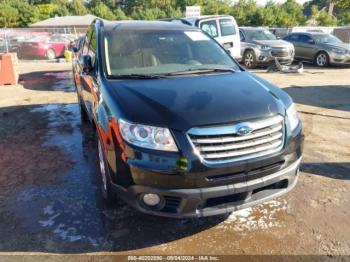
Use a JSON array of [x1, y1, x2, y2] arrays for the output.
[[164, 15, 350, 68], [0, 33, 77, 60]]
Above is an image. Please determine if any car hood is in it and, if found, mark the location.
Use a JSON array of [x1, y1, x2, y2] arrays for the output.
[[253, 39, 293, 48], [107, 71, 286, 131]]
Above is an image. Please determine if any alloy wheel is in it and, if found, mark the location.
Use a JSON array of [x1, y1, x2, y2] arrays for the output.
[[244, 53, 254, 68], [47, 49, 56, 60], [316, 53, 328, 67]]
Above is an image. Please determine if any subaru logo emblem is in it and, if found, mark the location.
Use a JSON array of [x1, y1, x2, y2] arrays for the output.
[[236, 125, 253, 136]]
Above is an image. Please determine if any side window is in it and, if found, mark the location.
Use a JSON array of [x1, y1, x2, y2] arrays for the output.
[[81, 25, 93, 56], [283, 35, 290, 41], [88, 30, 96, 68], [85, 24, 96, 68], [200, 20, 218, 38], [299, 34, 313, 44], [289, 34, 300, 42], [219, 19, 236, 36], [239, 30, 245, 41]]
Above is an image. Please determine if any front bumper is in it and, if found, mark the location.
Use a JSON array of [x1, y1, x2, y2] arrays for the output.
[[111, 157, 302, 218], [329, 52, 350, 65], [256, 49, 294, 65]]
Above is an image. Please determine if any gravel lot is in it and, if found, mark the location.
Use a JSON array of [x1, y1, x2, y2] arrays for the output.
[[0, 62, 349, 260]]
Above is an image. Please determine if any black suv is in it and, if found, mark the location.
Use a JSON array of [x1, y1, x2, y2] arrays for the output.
[[73, 19, 303, 218]]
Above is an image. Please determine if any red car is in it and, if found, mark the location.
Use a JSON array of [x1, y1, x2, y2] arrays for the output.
[[20, 35, 72, 60]]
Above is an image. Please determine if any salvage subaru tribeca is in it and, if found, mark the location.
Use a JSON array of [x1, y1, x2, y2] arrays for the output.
[[73, 19, 303, 218]]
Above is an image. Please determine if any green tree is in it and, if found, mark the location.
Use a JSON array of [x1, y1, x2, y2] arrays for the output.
[[69, 0, 89, 16], [114, 8, 129, 20], [36, 3, 57, 19], [52, 0, 71, 16], [91, 2, 116, 20], [280, 0, 305, 26], [9, 0, 39, 27], [0, 3, 19, 27], [230, 0, 258, 26], [317, 10, 338, 25], [254, 2, 281, 26], [201, 0, 230, 15]]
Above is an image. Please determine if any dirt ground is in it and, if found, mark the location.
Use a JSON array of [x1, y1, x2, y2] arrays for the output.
[[0, 61, 349, 260]]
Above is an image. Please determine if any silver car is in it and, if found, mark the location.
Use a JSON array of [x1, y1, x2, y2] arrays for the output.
[[239, 27, 295, 69], [283, 32, 350, 67]]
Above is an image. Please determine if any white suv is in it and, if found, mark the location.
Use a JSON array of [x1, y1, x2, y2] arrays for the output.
[[184, 15, 241, 61]]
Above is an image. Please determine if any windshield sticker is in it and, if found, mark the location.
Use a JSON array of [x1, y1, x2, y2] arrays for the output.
[[185, 31, 210, 41]]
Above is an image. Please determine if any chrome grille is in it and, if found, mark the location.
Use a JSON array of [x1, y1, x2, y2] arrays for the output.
[[187, 115, 284, 164], [271, 49, 290, 57]]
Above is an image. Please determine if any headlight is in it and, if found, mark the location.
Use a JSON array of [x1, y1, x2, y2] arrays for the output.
[[331, 48, 347, 55], [119, 119, 178, 152], [259, 45, 271, 51], [286, 103, 300, 131]]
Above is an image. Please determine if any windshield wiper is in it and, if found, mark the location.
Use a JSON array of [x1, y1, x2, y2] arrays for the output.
[[165, 68, 236, 76], [108, 74, 168, 79]]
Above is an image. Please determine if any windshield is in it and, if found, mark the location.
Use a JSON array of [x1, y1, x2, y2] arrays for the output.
[[246, 30, 276, 41], [103, 29, 240, 76], [312, 34, 343, 44]]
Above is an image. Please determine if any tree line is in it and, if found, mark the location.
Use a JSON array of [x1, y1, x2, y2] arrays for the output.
[[0, 0, 349, 28]]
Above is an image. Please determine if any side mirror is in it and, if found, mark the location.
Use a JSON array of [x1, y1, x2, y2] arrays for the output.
[[276, 36, 281, 40], [308, 39, 315, 45], [81, 55, 92, 73]]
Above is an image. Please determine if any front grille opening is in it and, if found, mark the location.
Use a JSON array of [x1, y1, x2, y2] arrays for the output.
[[205, 192, 248, 208], [188, 115, 285, 164], [203, 179, 289, 209], [252, 179, 289, 194], [249, 160, 285, 174], [161, 195, 182, 213], [207, 160, 285, 182]]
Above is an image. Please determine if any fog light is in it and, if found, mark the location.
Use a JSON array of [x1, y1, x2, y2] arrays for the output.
[[142, 193, 161, 206], [259, 56, 265, 61]]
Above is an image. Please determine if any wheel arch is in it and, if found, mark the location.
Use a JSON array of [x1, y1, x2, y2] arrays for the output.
[[314, 50, 330, 62]]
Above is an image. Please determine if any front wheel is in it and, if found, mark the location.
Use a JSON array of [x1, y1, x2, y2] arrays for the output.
[[97, 136, 116, 204], [243, 50, 257, 69], [314, 52, 329, 67], [46, 49, 56, 60]]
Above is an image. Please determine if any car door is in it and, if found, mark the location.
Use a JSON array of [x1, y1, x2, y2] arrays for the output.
[[239, 30, 249, 57], [80, 25, 99, 119], [199, 18, 219, 40], [49, 36, 66, 57], [297, 34, 318, 61], [285, 34, 303, 59], [73, 38, 86, 94], [217, 17, 240, 59]]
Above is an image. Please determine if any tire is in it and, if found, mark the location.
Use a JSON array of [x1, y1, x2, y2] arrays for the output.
[[46, 49, 56, 60], [97, 136, 116, 205], [314, 51, 329, 67], [243, 50, 257, 69], [77, 94, 89, 122]]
